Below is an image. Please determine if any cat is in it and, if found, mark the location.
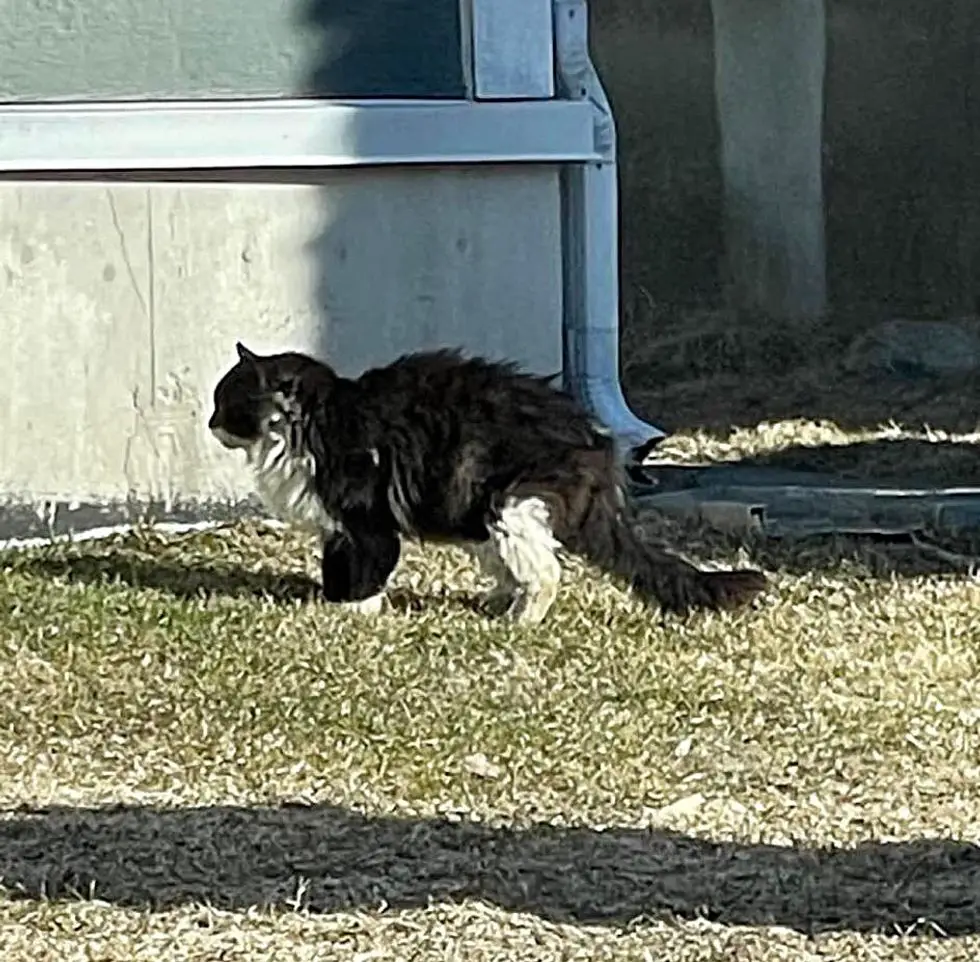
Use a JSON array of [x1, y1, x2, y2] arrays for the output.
[[208, 342, 767, 624]]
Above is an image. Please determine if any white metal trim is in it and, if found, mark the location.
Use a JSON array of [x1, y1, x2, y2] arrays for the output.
[[471, 0, 555, 99], [0, 98, 598, 172]]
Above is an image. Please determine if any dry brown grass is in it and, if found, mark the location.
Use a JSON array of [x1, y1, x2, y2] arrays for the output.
[[622, 304, 980, 483], [1, 489, 980, 960]]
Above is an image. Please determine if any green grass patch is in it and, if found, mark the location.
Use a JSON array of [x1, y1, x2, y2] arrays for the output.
[[0, 508, 978, 960]]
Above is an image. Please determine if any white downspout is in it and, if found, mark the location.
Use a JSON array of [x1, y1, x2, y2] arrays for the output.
[[553, 0, 666, 457]]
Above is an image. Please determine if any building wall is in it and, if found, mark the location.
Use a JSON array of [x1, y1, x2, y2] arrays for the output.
[[0, 167, 563, 535], [0, 1, 572, 537], [592, 0, 980, 320], [0, 0, 465, 99]]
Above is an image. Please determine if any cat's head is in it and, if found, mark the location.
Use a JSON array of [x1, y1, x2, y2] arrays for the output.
[[208, 342, 327, 450]]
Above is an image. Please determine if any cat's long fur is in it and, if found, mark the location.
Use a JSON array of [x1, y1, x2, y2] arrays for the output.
[[208, 342, 767, 623]]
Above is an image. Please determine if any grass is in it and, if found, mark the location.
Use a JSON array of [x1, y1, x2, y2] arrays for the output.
[[2, 498, 980, 960], [622, 305, 980, 471], [3, 305, 980, 959]]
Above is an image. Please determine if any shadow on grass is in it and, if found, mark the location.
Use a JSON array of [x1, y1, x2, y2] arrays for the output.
[[16, 552, 487, 615], [624, 316, 980, 438], [737, 439, 980, 487], [18, 553, 323, 603], [636, 436, 980, 581], [10, 531, 970, 607], [0, 802, 976, 936]]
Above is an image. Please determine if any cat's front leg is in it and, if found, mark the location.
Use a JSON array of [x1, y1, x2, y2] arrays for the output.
[[319, 521, 401, 615]]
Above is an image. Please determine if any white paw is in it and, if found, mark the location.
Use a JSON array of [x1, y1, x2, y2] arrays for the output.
[[337, 593, 386, 616], [504, 587, 556, 626]]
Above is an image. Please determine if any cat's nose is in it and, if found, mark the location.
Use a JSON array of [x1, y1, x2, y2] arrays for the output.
[[207, 412, 219, 430]]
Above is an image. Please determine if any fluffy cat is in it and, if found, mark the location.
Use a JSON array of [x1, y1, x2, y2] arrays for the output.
[[208, 342, 767, 624]]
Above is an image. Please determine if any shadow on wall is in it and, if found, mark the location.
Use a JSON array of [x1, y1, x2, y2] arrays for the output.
[[288, 0, 565, 380], [592, 0, 980, 320], [287, 0, 979, 448], [299, 0, 464, 98], [823, 0, 980, 319], [295, 0, 461, 374], [0, 802, 977, 935], [590, 0, 723, 310], [289, 160, 564, 380]]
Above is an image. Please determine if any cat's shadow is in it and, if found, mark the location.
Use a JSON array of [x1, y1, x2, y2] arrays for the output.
[[18, 552, 487, 615]]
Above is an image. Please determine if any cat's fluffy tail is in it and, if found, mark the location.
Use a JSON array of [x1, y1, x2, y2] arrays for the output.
[[563, 489, 767, 614]]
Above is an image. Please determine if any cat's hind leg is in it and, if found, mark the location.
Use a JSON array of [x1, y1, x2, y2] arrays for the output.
[[486, 495, 562, 625], [466, 540, 519, 616]]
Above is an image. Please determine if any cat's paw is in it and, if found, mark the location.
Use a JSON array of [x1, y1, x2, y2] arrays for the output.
[[336, 593, 386, 616]]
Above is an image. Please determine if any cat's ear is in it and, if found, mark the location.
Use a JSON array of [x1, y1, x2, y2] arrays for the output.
[[236, 341, 259, 365]]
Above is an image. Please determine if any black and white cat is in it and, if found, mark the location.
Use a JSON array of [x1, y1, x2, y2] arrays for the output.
[[208, 342, 767, 624]]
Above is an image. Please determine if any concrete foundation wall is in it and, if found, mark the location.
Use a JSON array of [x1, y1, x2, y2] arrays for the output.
[[592, 0, 980, 319], [0, 167, 563, 536]]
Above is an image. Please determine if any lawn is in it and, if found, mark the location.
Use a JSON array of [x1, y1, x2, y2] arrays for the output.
[[2, 418, 980, 961]]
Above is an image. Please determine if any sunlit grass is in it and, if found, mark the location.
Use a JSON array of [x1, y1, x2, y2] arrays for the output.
[[0, 508, 978, 960]]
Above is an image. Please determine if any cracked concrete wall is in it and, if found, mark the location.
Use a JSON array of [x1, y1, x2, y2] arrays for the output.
[[0, 167, 563, 536]]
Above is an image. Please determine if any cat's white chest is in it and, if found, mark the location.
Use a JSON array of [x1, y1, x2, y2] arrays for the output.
[[247, 433, 337, 534]]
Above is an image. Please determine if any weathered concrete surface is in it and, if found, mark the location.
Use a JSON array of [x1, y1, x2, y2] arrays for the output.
[[0, 167, 562, 532], [711, 0, 826, 320], [591, 0, 980, 321]]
